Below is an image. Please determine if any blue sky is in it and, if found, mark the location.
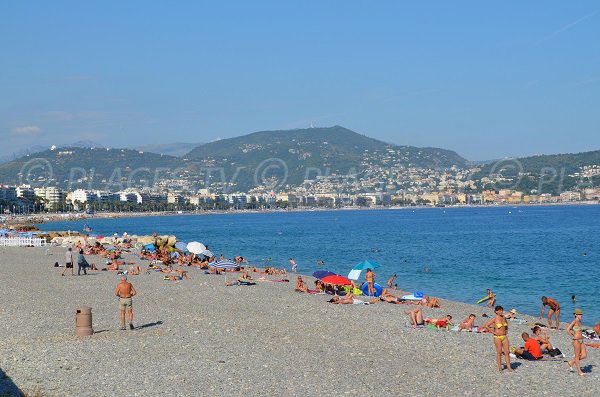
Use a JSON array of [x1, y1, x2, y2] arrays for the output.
[[1, 1, 599, 161]]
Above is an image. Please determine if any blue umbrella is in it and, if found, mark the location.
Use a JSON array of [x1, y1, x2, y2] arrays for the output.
[[312, 270, 336, 279], [353, 260, 380, 270], [174, 241, 188, 251]]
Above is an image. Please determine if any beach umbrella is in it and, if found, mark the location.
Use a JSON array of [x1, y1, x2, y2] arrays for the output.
[[186, 241, 206, 255], [144, 243, 155, 253], [174, 242, 188, 251], [201, 249, 214, 257], [210, 259, 238, 282], [104, 245, 117, 251], [353, 260, 380, 270], [347, 269, 362, 281], [321, 275, 352, 286], [312, 270, 335, 279]]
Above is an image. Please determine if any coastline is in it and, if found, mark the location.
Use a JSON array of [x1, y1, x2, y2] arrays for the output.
[[6, 200, 599, 226], [0, 246, 597, 396]]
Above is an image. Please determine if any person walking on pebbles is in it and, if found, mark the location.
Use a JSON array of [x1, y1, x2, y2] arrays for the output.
[[77, 249, 88, 276], [116, 275, 136, 330], [62, 247, 73, 276], [566, 308, 587, 376]]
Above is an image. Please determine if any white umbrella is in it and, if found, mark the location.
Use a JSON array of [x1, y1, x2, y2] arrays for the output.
[[186, 241, 206, 255]]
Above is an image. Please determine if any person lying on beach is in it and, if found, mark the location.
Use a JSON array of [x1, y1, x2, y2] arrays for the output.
[[295, 276, 309, 293], [127, 266, 142, 276], [378, 288, 404, 304], [425, 315, 453, 331], [421, 296, 440, 308], [406, 306, 425, 328], [532, 325, 553, 352], [329, 293, 377, 305], [239, 270, 253, 280], [459, 314, 476, 331], [504, 309, 518, 320], [513, 332, 543, 361]]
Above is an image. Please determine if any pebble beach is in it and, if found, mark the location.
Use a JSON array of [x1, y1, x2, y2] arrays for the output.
[[0, 246, 598, 397]]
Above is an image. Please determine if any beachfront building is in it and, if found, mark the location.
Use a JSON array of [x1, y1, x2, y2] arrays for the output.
[[118, 192, 138, 203], [33, 186, 64, 205], [71, 189, 95, 203], [560, 191, 582, 202], [0, 186, 18, 202], [167, 193, 185, 205], [15, 185, 35, 201]]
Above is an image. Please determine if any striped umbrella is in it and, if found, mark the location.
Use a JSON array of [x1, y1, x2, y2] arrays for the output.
[[210, 260, 238, 282]]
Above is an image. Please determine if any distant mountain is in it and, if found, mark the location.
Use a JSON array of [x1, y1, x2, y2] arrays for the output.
[[185, 126, 469, 190], [472, 150, 600, 195], [0, 141, 105, 165], [135, 142, 203, 157], [0, 147, 181, 190], [0, 145, 48, 164], [0, 126, 470, 192]]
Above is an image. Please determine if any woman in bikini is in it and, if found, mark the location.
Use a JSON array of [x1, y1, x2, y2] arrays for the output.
[[532, 325, 553, 352], [483, 306, 512, 372], [566, 309, 587, 375], [365, 269, 376, 296]]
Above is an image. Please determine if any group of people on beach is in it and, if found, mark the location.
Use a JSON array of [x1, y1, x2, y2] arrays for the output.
[[57, 236, 599, 376], [481, 294, 595, 375]]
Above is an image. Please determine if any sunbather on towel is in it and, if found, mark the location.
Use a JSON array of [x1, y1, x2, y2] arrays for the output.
[[295, 276, 309, 293], [406, 306, 425, 328], [459, 314, 476, 331]]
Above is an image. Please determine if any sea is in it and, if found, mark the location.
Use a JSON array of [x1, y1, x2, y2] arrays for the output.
[[38, 205, 600, 323]]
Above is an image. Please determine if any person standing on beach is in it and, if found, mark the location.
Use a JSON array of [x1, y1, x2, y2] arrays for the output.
[[289, 258, 297, 272], [116, 275, 137, 330], [62, 247, 73, 276], [566, 309, 587, 375], [485, 289, 496, 308], [483, 306, 512, 372], [387, 274, 397, 289], [365, 268, 376, 296], [540, 296, 561, 329], [77, 249, 88, 276]]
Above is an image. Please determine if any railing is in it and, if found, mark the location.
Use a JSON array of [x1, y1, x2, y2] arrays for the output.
[[0, 237, 48, 247]]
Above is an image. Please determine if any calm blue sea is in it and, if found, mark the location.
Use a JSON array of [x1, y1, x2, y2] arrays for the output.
[[39, 205, 600, 322]]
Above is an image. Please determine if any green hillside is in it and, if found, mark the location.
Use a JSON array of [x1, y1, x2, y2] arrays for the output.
[[0, 126, 470, 192], [0, 147, 182, 190], [185, 126, 469, 190], [473, 150, 600, 195]]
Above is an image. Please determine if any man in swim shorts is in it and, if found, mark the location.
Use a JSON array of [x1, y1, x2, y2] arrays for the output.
[[116, 275, 137, 330], [540, 296, 561, 329], [513, 332, 543, 360]]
